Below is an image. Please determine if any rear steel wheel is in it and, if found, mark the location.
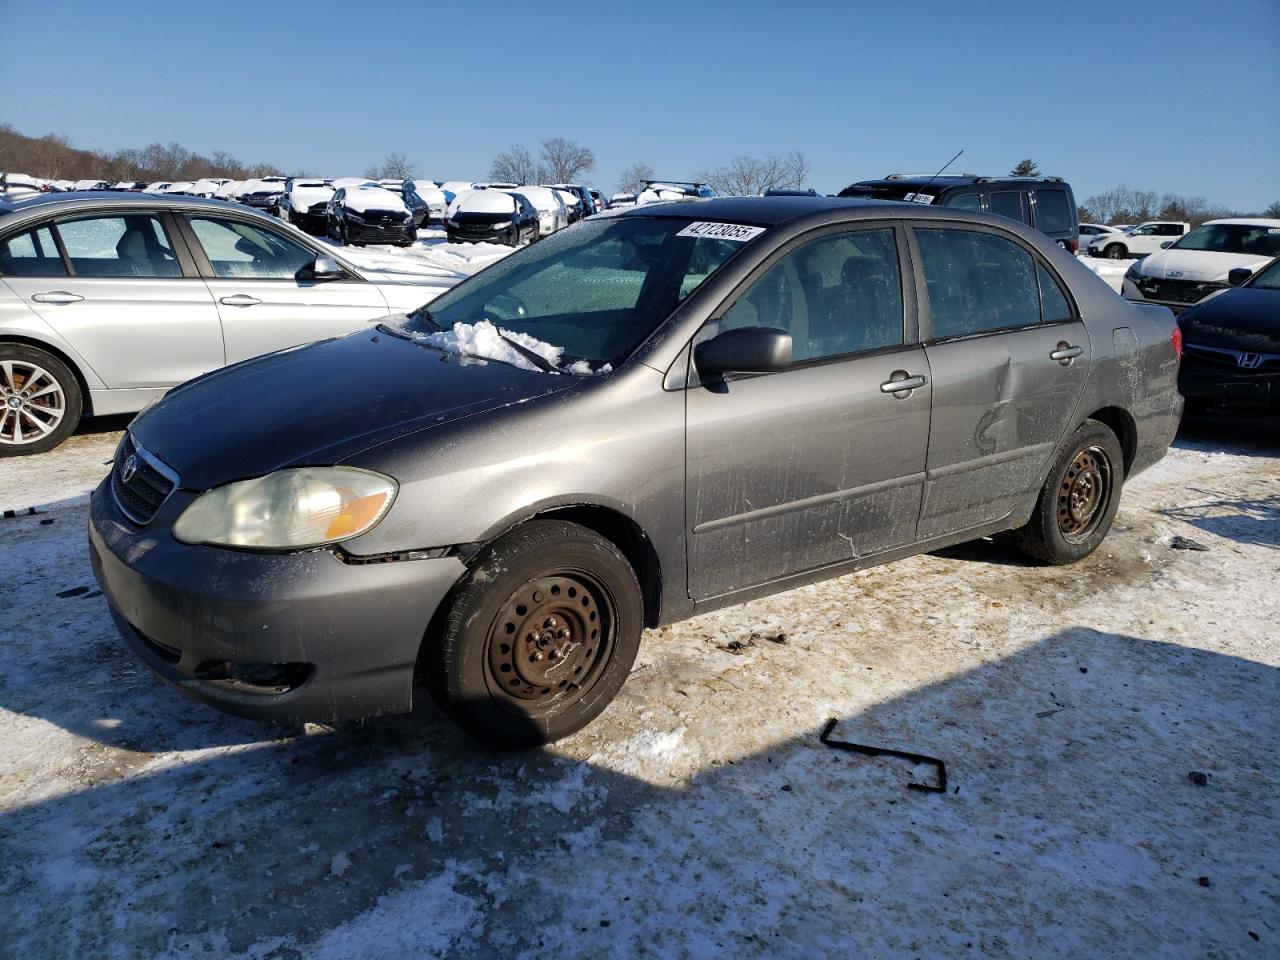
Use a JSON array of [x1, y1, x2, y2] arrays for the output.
[[1012, 420, 1124, 565], [1056, 445, 1112, 543]]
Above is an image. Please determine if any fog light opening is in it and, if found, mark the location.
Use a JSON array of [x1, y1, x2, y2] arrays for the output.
[[193, 660, 312, 695]]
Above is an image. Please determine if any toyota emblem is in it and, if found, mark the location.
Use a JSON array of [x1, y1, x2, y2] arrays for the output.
[[121, 454, 138, 484]]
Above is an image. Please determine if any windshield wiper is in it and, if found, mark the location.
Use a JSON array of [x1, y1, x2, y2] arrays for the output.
[[408, 305, 444, 331], [492, 325, 561, 374]]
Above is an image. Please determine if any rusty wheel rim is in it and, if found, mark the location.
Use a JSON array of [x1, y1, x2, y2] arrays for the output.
[[1057, 445, 1111, 543], [485, 573, 613, 715]]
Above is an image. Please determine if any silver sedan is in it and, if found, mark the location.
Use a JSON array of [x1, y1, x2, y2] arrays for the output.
[[0, 192, 462, 455]]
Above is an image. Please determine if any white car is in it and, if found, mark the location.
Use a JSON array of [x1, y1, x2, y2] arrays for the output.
[[1078, 223, 1121, 248], [1121, 218, 1280, 311], [1087, 221, 1189, 259], [189, 178, 233, 197], [439, 180, 476, 198], [411, 181, 448, 223], [0, 194, 464, 454], [503, 185, 568, 236], [162, 182, 196, 195], [280, 178, 335, 234], [144, 182, 174, 193], [213, 180, 242, 200], [234, 177, 288, 213], [0, 174, 45, 200], [72, 179, 111, 191]]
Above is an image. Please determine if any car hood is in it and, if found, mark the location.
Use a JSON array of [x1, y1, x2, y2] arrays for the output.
[[130, 330, 574, 491], [1178, 288, 1280, 352], [1135, 249, 1274, 282], [289, 185, 334, 206]]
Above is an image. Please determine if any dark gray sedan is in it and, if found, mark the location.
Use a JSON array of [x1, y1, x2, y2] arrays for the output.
[[88, 198, 1184, 746]]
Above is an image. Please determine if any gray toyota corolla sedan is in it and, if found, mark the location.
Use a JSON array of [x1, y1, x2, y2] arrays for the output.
[[89, 197, 1183, 746]]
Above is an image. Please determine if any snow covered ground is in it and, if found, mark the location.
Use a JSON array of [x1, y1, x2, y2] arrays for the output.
[[1078, 253, 1135, 293], [0, 237, 1277, 958]]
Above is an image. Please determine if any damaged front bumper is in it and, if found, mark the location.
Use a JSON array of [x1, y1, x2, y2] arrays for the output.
[[88, 478, 465, 724]]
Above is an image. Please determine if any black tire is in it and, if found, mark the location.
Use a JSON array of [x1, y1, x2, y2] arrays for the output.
[[425, 519, 643, 747], [1012, 420, 1124, 565], [0, 343, 83, 457], [1104, 243, 1128, 260]]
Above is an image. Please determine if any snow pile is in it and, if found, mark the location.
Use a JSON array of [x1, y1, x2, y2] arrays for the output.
[[416, 320, 609, 375], [1077, 255, 1135, 293]]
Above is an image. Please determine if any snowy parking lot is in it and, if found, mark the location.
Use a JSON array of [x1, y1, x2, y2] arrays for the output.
[[1, 233, 1277, 959]]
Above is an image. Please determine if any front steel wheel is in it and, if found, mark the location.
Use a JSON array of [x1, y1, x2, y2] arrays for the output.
[[0, 346, 83, 456], [426, 519, 643, 747]]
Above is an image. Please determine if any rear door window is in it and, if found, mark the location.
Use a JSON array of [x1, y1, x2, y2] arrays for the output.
[[1034, 190, 1072, 233], [1037, 263, 1072, 323], [989, 192, 1027, 224], [915, 227, 1041, 338], [56, 215, 181, 278], [0, 226, 67, 277]]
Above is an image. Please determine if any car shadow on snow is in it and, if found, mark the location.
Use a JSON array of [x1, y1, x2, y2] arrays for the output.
[[1175, 410, 1280, 458], [1158, 493, 1280, 550], [1, 626, 1275, 958]]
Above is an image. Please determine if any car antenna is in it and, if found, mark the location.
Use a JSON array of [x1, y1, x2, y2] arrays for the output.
[[919, 148, 964, 193]]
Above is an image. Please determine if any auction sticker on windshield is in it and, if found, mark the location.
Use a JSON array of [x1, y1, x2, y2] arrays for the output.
[[676, 222, 767, 242]]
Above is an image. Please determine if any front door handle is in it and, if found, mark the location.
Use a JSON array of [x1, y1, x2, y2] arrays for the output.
[[31, 291, 84, 304], [880, 372, 929, 396], [219, 294, 262, 307], [1050, 343, 1084, 364]]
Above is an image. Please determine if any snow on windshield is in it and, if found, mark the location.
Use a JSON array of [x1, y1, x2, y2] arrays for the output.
[[388, 318, 608, 375]]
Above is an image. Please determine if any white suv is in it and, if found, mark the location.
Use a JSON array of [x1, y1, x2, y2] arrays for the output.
[[1087, 221, 1188, 259], [1121, 218, 1280, 311]]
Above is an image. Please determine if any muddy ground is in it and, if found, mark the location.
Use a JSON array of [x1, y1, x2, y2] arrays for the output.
[[0, 412, 1276, 959]]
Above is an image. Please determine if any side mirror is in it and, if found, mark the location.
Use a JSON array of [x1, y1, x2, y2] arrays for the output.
[[1227, 267, 1253, 287], [308, 255, 344, 281], [695, 327, 792, 376], [1160, 240, 1174, 249]]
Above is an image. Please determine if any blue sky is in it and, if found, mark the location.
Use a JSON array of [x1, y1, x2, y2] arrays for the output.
[[3, 0, 1277, 209]]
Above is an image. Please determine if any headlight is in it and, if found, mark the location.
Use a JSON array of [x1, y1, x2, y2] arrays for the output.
[[343, 208, 365, 222], [489, 220, 512, 229], [1124, 262, 1145, 281], [173, 467, 397, 550], [445, 218, 457, 227]]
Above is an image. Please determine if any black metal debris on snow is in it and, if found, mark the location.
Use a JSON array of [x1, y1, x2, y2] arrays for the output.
[[820, 717, 949, 794]]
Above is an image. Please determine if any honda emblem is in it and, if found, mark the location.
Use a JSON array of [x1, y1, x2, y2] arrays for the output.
[[1237, 353, 1263, 369]]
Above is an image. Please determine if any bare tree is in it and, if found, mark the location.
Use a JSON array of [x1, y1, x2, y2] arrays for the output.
[[489, 144, 546, 185], [366, 151, 416, 180], [1009, 158, 1039, 177], [1266, 201, 1280, 219], [539, 137, 594, 183], [695, 150, 812, 196], [615, 161, 654, 194]]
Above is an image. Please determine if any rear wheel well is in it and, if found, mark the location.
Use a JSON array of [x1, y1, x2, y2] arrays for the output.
[[0, 336, 94, 417], [1084, 406, 1136, 476], [528, 505, 663, 628]]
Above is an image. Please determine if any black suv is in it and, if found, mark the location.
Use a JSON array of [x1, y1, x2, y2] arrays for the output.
[[838, 174, 1079, 253]]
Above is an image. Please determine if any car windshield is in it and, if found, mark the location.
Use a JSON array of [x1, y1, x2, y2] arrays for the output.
[[1172, 224, 1280, 257], [390, 216, 755, 372], [1249, 258, 1280, 290]]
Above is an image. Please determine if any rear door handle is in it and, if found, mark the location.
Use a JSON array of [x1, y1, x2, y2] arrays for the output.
[[219, 294, 262, 307], [1050, 343, 1084, 364], [880, 372, 929, 395], [31, 291, 84, 304]]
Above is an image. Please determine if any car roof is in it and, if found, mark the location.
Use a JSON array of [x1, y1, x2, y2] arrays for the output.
[[0, 190, 281, 228], [1200, 218, 1280, 227], [615, 195, 985, 227]]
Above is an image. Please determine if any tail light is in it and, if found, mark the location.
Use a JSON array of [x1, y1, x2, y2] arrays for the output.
[[1171, 325, 1183, 358]]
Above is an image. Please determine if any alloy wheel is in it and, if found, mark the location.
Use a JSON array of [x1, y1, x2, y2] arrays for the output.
[[0, 359, 65, 447]]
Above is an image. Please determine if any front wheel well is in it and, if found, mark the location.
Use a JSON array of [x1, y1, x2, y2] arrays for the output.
[[523, 505, 663, 628], [1083, 406, 1136, 476], [0, 335, 95, 417]]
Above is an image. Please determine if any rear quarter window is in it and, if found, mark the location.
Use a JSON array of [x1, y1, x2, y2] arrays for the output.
[[1034, 190, 1072, 234]]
